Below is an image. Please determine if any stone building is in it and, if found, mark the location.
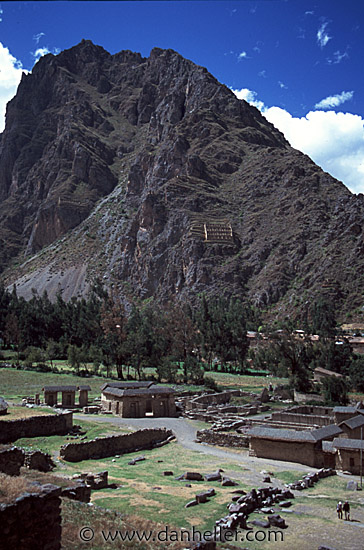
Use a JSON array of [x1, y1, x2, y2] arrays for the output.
[[313, 367, 343, 383], [339, 414, 364, 439], [248, 424, 343, 468], [331, 438, 364, 475], [333, 406, 364, 424], [43, 385, 90, 408], [101, 383, 176, 418]]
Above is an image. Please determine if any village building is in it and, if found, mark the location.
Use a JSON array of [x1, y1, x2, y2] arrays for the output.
[[42, 385, 91, 408], [348, 336, 364, 354], [101, 383, 176, 418], [328, 438, 364, 475], [313, 367, 343, 384], [248, 424, 343, 468], [339, 414, 364, 439], [333, 406, 364, 424]]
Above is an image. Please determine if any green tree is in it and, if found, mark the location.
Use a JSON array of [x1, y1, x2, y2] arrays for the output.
[[321, 376, 349, 405]]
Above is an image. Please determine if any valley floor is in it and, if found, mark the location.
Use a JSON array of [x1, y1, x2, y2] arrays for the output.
[[69, 414, 364, 550]]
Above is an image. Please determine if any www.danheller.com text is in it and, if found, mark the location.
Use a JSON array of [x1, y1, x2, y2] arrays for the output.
[[79, 525, 284, 543]]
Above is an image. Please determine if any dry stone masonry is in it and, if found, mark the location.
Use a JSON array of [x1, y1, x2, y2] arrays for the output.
[[0, 411, 73, 444], [0, 481, 62, 550], [60, 428, 174, 461]]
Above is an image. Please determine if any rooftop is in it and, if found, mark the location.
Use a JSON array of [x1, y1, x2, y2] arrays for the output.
[[100, 381, 154, 391], [43, 386, 77, 392], [340, 415, 364, 430], [332, 438, 364, 451], [248, 424, 342, 443], [102, 386, 175, 398]]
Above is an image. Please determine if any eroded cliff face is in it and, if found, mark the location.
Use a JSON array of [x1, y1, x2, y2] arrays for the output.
[[1, 40, 364, 316]]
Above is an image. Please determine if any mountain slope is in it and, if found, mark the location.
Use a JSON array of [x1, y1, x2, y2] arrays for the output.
[[1, 40, 364, 317]]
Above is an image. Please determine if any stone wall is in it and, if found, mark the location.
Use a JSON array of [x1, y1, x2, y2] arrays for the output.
[[269, 411, 331, 427], [0, 482, 62, 550], [249, 438, 324, 468], [60, 428, 174, 462], [0, 446, 24, 475], [186, 391, 242, 410], [0, 411, 73, 444], [196, 430, 249, 448]]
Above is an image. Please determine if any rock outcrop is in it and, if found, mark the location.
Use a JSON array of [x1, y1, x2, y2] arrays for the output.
[[1, 40, 364, 317]]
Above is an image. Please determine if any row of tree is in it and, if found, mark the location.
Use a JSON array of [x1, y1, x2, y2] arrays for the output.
[[0, 283, 257, 383], [1, 283, 364, 401]]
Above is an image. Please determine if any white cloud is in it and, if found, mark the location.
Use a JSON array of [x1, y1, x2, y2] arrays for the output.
[[238, 51, 248, 60], [0, 7, 3, 23], [32, 46, 60, 63], [317, 22, 332, 48], [278, 81, 287, 89], [315, 91, 354, 110], [232, 88, 265, 112], [0, 42, 25, 132], [232, 87, 364, 194], [327, 50, 349, 65], [258, 70, 267, 78], [33, 32, 45, 45]]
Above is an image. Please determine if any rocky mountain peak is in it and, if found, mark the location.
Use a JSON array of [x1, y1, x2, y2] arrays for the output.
[[0, 41, 363, 319]]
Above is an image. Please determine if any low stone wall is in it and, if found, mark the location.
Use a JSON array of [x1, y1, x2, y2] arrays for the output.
[[186, 391, 242, 411], [0, 482, 62, 550], [61, 482, 91, 503], [24, 450, 54, 472], [0, 411, 73, 443], [0, 446, 24, 475], [196, 430, 249, 448], [60, 428, 174, 462]]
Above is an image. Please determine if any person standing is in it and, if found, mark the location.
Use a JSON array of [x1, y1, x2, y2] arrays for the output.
[[336, 501, 343, 519], [343, 501, 350, 521]]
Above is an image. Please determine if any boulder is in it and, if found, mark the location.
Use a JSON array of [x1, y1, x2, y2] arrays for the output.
[[268, 514, 287, 528], [0, 397, 8, 415], [183, 472, 204, 481], [185, 499, 198, 508], [250, 519, 270, 528], [346, 480, 358, 491], [221, 476, 238, 487]]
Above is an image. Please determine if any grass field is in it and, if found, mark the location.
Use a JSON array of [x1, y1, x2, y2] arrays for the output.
[[0, 365, 289, 403], [14, 430, 364, 550]]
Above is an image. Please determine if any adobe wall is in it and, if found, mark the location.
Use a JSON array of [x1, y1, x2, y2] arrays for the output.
[[196, 430, 249, 448], [0, 482, 62, 550], [249, 438, 324, 468], [335, 449, 361, 475], [269, 412, 331, 427], [288, 405, 333, 416], [60, 428, 174, 462], [0, 411, 73, 444]]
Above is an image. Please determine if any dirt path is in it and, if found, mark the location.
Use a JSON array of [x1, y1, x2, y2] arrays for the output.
[[75, 414, 314, 474]]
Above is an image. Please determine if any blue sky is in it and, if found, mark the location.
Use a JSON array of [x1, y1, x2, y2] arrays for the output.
[[1, 0, 364, 193]]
